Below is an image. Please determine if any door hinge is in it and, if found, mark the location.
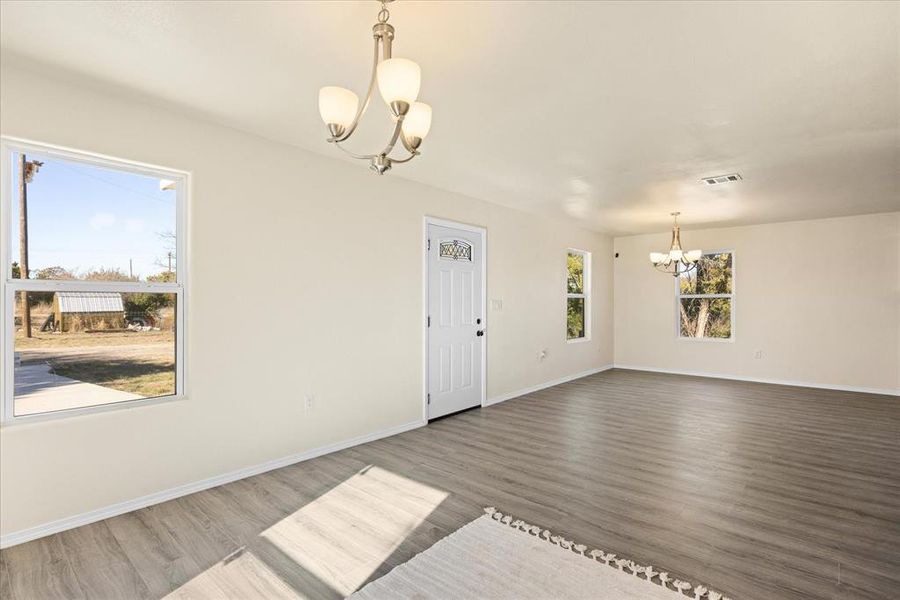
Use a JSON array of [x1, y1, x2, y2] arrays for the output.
[[427, 393, 431, 404], [427, 315, 431, 327], [427, 238, 431, 251]]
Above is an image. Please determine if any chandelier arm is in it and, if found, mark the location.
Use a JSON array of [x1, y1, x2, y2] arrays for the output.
[[655, 263, 675, 275], [380, 117, 405, 157], [331, 37, 381, 143], [390, 148, 420, 164], [332, 140, 377, 161], [652, 260, 698, 276]]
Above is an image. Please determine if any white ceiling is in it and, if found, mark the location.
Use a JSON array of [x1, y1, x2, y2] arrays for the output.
[[1, 1, 898, 234]]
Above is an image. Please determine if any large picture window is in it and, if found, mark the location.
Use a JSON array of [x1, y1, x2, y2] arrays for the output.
[[566, 249, 591, 341], [677, 251, 733, 340], [1, 139, 187, 422]]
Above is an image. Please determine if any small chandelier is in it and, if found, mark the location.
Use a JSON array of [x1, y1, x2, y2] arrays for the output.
[[317, 0, 431, 175], [649, 212, 702, 276]]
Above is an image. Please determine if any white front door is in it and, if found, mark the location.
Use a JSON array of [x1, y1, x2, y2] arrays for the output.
[[427, 222, 485, 419]]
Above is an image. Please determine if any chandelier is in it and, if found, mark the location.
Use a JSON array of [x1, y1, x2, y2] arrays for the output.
[[649, 213, 702, 276], [317, 0, 431, 175]]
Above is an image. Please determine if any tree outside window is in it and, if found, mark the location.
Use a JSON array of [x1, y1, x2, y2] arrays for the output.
[[566, 250, 590, 341], [678, 252, 733, 339]]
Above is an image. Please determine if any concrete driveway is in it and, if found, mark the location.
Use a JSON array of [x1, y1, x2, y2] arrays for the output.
[[13, 362, 142, 416]]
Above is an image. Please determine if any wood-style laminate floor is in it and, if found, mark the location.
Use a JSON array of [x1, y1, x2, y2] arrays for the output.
[[2, 369, 898, 600]]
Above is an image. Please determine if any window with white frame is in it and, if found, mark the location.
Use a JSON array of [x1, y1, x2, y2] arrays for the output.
[[1, 139, 186, 422], [566, 249, 590, 341], [677, 251, 733, 340]]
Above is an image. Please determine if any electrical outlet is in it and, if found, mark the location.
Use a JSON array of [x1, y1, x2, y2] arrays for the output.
[[304, 394, 315, 412], [538, 349, 547, 361], [490, 298, 503, 311], [754, 350, 763, 359]]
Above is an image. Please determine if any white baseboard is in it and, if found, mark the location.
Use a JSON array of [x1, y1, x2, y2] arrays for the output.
[[0, 418, 426, 549], [484, 364, 615, 407], [614, 364, 900, 396]]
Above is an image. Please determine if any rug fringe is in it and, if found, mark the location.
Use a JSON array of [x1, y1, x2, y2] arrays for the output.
[[483, 507, 732, 600]]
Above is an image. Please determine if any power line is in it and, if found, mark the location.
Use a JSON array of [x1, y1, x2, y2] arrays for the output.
[[53, 160, 175, 205]]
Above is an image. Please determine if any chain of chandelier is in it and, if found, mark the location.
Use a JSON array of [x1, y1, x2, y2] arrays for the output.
[[317, 0, 431, 174]]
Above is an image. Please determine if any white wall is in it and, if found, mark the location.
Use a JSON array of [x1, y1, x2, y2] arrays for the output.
[[0, 63, 614, 538], [614, 213, 900, 393]]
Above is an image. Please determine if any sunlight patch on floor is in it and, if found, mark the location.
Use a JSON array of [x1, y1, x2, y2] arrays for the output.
[[165, 546, 302, 599], [166, 465, 449, 599], [260, 465, 449, 596]]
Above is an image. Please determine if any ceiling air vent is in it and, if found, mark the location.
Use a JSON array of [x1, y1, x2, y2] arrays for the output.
[[701, 173, 742, 186]]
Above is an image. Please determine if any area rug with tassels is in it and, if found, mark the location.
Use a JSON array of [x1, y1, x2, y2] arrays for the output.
[[349, 507, 732, 600]]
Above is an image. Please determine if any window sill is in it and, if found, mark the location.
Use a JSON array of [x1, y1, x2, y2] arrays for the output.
[[677, 336, 735, 344], [567, 337, 591, 344], [1, 393, 186, 427]]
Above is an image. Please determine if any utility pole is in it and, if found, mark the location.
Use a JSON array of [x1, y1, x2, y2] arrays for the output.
[[129, 258, 133, 279], [18, 157, 30, 337], [167, 251, 173, 273], [18, 155, 42, 338], [18, 155, 29, 337]]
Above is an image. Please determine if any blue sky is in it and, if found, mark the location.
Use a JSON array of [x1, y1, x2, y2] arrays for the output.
[[9, 153, 176, 281]]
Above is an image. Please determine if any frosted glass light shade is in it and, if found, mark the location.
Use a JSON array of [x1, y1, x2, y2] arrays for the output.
[[377, 58, 421, 105], [685, 249, 702, 262], [402, 102, 432, 140], [669, 249, 683, 261], [319, 86, 359, 127], [649, 252, 666, 264]]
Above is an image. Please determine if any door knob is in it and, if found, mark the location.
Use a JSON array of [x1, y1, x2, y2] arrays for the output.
[[476, 330, 484, 337]]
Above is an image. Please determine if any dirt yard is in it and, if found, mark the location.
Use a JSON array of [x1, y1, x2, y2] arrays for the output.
[[16, 328, 176, 397]]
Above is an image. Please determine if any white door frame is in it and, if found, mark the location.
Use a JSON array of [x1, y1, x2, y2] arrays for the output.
[[422, 216, 487, 421]]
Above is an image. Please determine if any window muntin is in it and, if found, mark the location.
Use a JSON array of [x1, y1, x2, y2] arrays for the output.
[[677, 251, 733, 340], [566, 249, 590, 341], [2, 139, 186, 423]]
